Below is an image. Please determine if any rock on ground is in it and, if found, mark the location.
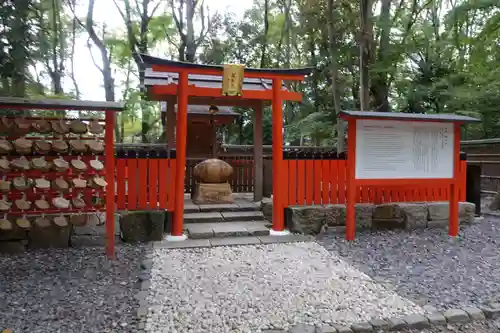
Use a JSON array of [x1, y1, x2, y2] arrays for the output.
[[144, 242, 423, 333], [319, 216, 500, 310], [0, 245, 148, 333]]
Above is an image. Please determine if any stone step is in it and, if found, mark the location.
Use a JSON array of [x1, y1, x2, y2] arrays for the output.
[[222, 211, 265, 221], [184, 211, 266, 223], [184, 201, 260, 214], [185, 221, 271, 239], [153, 234, 315, 249]]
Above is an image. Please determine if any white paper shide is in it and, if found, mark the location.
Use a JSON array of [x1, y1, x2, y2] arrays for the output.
[[355, 119, 454, 179]]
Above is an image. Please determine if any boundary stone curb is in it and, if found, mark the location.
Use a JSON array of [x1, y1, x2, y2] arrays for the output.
[[262, 305, 495, 333], [135, 243, 154, 333]]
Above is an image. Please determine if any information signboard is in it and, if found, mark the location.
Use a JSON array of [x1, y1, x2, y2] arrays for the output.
[[355, 119, 454, 179]]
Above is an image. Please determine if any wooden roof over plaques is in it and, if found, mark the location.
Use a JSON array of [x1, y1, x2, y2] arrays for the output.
[[0, 97, 124, 112]]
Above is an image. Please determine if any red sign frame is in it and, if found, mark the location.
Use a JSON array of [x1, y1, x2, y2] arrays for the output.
[[340, 111, 478, 240]]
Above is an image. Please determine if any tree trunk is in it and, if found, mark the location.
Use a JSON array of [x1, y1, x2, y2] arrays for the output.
[[69, 16, 80, 99], [260, 0, 269, 68], [359, 0, 372, 111], [10, 0, 30, 97], [284, 0, 291, 68], [309, 34, 320, 113], [185, 0, 196, 62], [178, 44, 186, 61], [327, 0, 344, 153], [370, 0, 392, 112], [87, 1, 114, 102], [50, 0, 64, 95]]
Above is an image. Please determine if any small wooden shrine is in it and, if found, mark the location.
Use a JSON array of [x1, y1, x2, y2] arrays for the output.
[[160, 103, 238, 157]]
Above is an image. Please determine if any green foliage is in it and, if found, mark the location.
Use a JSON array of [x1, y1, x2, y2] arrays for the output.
[[2, 0, 500, 143]]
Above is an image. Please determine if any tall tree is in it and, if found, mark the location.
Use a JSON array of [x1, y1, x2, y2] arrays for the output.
[[3, 0, 33, 97], [35, 0, 67, 95], [260, 0, 270, 67], [68, 0, 115, 102], [169, 0, 215, 62], [326, 0, 344, 152]]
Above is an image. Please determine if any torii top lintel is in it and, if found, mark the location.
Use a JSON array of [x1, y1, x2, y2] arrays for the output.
[[140, 54, 314, 107]]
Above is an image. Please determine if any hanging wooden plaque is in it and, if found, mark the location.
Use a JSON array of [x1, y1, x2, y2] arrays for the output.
[[222, 64, 245, 96]]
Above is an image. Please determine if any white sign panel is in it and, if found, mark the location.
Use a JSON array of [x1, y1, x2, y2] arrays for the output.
[[355, 119, 454, 179]]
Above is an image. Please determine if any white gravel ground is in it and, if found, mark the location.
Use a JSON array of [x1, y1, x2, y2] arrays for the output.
[[145, 242, 424, 333]]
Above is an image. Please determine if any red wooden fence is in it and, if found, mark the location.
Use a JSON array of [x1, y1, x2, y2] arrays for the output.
[[114, 156, 467, 211], [115, 158, 176, 211], [282, 159, 467, 206]]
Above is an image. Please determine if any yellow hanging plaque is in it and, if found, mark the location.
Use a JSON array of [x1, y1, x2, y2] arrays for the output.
[[222, 64, 245, 96]]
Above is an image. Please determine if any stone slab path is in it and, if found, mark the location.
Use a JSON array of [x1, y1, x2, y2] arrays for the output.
[[184, 210, 266, 223], [185, 221, 270, 239]]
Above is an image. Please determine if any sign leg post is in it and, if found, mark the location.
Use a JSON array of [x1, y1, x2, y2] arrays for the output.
[[346, 119, 357, 241], [449, 123, 461, 237], [449, 181, 459, 236]]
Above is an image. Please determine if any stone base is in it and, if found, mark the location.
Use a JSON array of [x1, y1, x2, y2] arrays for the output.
[[192, 182, 233, 204], [120, 211, 165, 243], [279, 201, 477, 236], [0, 240, 27, 253], [287, 204, 373, 235], [28, 224, 72, 249]]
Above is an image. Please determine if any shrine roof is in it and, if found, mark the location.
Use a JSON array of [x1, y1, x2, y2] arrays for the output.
[[140, 54, 311, 106], [143, 67, 286, 91], [339, 110, 480, 123], [140, 54, 314, 76], [141, 54, 313, 92]]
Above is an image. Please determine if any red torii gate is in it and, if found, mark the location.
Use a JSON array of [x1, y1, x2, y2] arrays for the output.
[[140, 54, 313, 239]]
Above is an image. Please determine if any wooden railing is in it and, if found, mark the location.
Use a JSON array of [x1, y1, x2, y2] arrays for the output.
[[113, 145, 469, 211], [272, 150, 467, 206], [115, 146, 176, 211], [282, 157, 467, 206]]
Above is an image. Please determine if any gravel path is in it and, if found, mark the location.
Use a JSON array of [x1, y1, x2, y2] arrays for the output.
[[319, 217, 500, 311], [145, 242, 423, 333], [0, 245, 148, 333]]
